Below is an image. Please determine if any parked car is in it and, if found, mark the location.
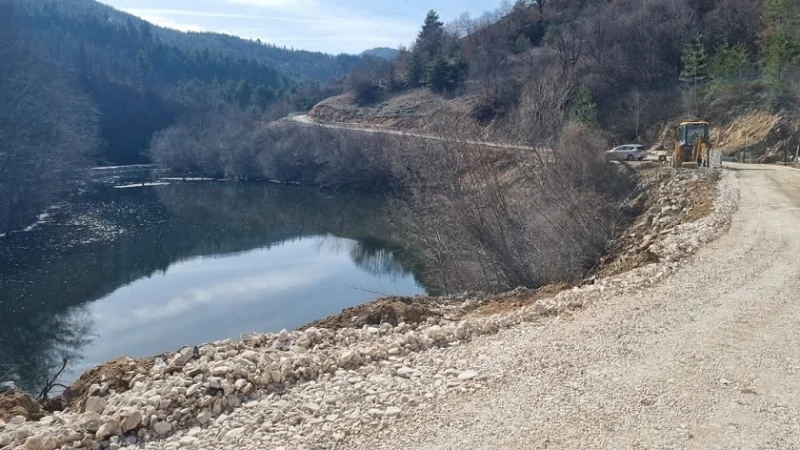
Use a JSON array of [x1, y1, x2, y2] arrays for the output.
[[607, 144, 647, 161]]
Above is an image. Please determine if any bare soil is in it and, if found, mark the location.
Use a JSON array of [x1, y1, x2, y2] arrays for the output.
[[299, 296, 446, 330], [309, 89, 477, 132], [0, 391, 43, 422], [58, 357, 154, 411]]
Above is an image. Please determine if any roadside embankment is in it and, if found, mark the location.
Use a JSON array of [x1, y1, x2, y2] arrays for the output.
[[0, 168, 736, 450]]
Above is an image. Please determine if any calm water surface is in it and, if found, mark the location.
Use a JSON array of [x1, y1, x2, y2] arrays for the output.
[[0, 182, 426, 391]]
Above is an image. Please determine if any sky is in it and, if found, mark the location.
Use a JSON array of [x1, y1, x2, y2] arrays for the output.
[[99, 0, 500, 54]]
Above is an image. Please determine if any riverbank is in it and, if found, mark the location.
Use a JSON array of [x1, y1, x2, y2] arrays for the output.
[[0, 167, 734, 450]]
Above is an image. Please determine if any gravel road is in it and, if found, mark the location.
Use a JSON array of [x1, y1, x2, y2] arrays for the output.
[[288, 115, 535, 150], [344, 163, 800, 449]]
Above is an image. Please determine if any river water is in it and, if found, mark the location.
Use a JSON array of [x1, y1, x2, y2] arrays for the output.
[[0, 182, 426, 392]]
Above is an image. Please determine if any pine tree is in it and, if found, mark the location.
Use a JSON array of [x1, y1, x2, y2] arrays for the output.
[[710, 41, 751, 87], [680, 37, 709, 86], [764, 0, 800, 104], [415, 10, 445, 61], [136, 49, 152, 82], [234, 78, 252, 108], [408, 49, 425, 87], [425, 55, 452, 92], [569, 84, 596, 124]]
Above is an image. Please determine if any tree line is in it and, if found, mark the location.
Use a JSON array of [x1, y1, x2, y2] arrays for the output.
[[342, 0, 799, 141]]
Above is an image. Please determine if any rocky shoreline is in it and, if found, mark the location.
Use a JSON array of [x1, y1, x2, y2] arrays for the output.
[[0, 169, 737, 450]]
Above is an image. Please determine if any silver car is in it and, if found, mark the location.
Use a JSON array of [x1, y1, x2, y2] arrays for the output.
[[606, 144, 647, 161]]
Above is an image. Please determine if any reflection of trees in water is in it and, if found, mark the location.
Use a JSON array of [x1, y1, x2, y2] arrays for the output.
[[349, 237, 411, 278], [0, 305, 92, 393], [312, 235, 413, 279], [0, 183, 432, 392]]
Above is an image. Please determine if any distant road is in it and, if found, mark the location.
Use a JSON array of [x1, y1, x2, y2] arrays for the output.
[[287, 114, 537, 151]]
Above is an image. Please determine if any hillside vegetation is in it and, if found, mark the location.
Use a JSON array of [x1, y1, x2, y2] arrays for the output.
[[315, 0, 800, 149], [0, 0, 365, 235]]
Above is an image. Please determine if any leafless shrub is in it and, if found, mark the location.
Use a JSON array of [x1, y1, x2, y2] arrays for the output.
[[393, 116, 635, 294], [256, 122, 404, 191]]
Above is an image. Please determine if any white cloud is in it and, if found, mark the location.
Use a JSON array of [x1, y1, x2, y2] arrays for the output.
[[120, 1, 416, 53], [125, 9, 205, 32]]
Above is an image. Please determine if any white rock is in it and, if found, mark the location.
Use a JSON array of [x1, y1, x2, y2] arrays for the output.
[[224, 427, 246, 440], [170, 346, 194, 367], [21, 436, 42, 450], [64, 432, 83, 443], [457, 370, 479, 381], [84, 396, 107, 414], [186, 383, 201, 397], [210, 365, 231, 376], [234, 379, 247, 391], [303, 402, 321, 414], [77, 412, 102, 432], [397, 367, 420, 378], [196, 411, 211, 425], [179, 436, 197, 447], [121, 411, 142, 432], [239, 350, 260, 363], [338, 350, 362, 368], [9, 416, 26, 426], [385, 406, 402, 416], [277, 329, 290, 342], [14, 428, 31, 441], [153, 421, 172, 435], [95, 419, 120, 440], [0, 434, 11, 447]]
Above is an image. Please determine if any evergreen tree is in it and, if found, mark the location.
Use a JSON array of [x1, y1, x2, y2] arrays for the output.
[[235, 78, 253, 109], [415, 10, 445, 61], [569, 84, 596, 124], [680, 37, 710, 86], [425, 55, 452, 92], [408, 51, 425, 86], [710, 41, 751, 86], [136, 49, 152, 82], [764, 0, 800, 104]]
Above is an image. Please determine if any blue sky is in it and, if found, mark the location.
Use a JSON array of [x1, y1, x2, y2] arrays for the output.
[[99, 0, 500, 54]]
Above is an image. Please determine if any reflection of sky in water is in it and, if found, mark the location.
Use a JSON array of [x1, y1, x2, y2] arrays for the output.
[[76, 235, 422, 372]]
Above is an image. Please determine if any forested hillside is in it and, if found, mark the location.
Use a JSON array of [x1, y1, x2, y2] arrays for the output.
[[5, 0, 360, 165], [0, 0, 363, 235], [336, 0, 798, 142]]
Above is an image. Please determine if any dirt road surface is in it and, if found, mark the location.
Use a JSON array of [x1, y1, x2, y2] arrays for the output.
[[288, 114, 536, 151], [345, 163, 800, 449]]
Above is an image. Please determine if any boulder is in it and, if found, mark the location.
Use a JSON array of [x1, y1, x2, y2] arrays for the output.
[[169, 347, 194, 368], [210, 365, 231, 377], [77, 412, 102, 433], [120, 411, 142, 432], [152, 421, 172, 436], [83, 396, 107, 414], [196, 411, 211, 425], [95, 419, 120, 440], [20, 436, 42, 450]]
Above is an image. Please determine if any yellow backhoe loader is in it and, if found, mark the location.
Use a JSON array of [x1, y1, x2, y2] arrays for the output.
[[673, 121, 711, 169]]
